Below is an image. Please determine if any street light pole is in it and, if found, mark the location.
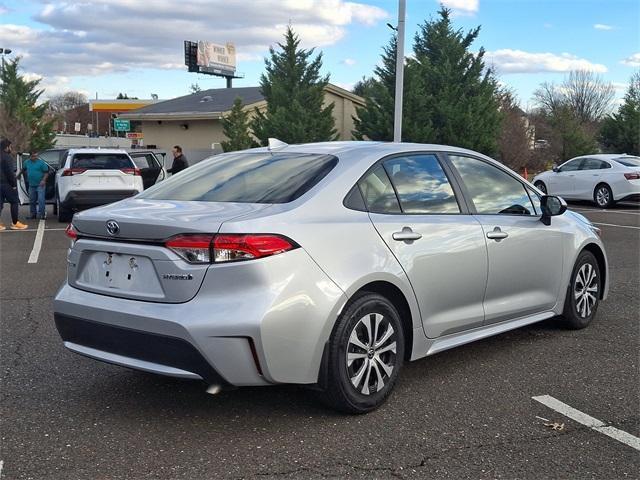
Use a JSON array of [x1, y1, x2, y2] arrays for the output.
[[393, 0, 406, 143]]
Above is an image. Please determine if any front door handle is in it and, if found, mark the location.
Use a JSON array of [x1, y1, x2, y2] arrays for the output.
[[392, 227, 422, 242], [486, 226, 508, 241]]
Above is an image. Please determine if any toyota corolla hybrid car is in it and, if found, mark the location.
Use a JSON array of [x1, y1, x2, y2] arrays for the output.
[[53, 141, 608, 413], [533, 154, 640, 208]]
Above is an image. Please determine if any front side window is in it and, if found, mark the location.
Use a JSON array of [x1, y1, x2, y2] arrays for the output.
[[383, 154, 460, 214], [449, 155, 535, 215], [139, 152, 337, 204], [559, 159, 583, 172]]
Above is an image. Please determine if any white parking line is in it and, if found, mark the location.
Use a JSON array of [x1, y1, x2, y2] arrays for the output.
[[572, 208, 640, 215], [0, 227, 66, 233], [592, 222, 640, 230], [533, 395, 640, 451], [27, 220, 45, 264]]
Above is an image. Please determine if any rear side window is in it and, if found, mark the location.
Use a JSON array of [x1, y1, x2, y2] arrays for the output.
[[131, 154, 158, 169], [358, 165, 401, 213], [383, 154, 460, 214], [615, 157, 640, 167], [450, 155, 535, 215], [139, 152, 337, 204], [581, 158, 610, 170], [72, 153, 133, 170]]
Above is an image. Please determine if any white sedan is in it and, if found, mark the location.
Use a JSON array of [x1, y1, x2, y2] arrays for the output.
[[533, 154, 640, 208]]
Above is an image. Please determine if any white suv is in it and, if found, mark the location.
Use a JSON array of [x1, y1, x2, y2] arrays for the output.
[[55, 149, 144, 222]]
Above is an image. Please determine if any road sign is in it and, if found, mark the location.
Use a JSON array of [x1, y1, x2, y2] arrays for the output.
[[113, 119, 130, 132], [126, 132, 143, 139]]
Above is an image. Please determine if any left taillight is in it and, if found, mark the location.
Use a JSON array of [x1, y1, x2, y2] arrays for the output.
[[121, 168, 141, 176], [65, 223, 78, 246], [624, 172, 640, 180], [164, 234, 297, 264]]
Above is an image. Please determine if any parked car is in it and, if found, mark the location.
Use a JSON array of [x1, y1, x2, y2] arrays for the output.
[[533, 154, 640, 208], [53, 141, 608, 413], [54, 148, 164, 222]]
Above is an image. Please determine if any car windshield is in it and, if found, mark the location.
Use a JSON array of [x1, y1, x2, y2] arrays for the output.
[[614, 157, 640, 167], [72, 153, 133, 169], [139, 152, 338, 204]]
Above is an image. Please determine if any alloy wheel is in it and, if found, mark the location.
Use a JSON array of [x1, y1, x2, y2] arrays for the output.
[[574, 263, 598, 318], [596, 187, 610, 207], [346, 313, 397, 395]]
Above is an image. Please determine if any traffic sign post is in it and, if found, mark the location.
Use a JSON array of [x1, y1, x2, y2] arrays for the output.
[[113, 119, 130, 132]]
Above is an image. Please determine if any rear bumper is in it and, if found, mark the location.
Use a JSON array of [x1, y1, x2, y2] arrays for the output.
[[55, 314, 229, 385], [61, 190, 139, 210], [53, 248, 347, 387]]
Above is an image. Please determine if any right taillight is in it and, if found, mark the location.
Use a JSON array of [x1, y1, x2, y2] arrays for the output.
[[165, 234, 214, 264], [624, 172, 640, 180], [213, 234, 296, 263], [164, 233, 297, 264]]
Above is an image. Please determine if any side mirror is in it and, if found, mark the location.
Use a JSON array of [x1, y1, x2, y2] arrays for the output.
[[552, 165, 559, 173], [540, 195, 567, 226]]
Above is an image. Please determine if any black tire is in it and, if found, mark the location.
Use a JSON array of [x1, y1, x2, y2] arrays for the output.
[[57, 196, 72, 223], [593, 183, 614, 209], [534, 181, 547, 194], [562, 250, 601, 330], [319, 293, 405, 414]]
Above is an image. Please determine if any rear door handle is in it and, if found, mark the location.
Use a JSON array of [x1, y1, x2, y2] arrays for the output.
[[392, 227, 422, 242], [486, 227, 508, 241]]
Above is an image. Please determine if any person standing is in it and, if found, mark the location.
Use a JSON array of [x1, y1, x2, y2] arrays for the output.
[[0, 139, 28, 230], [167, 145, 188, 175], [18, 150, 49, 219]]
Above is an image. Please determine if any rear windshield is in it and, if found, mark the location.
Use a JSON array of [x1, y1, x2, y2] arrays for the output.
[[71, 153, 133, 169], [614, 157, 640, 167], [139, 152, 338, 204]]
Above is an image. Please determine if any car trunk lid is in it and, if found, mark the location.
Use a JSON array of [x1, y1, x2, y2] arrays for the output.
[[67, 199, 271, 303]]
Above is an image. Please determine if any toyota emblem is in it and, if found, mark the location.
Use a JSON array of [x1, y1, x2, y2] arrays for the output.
[[106, 220, 120, 236]]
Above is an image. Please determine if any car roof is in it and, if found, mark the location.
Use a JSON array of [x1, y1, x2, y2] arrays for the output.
[[67, 148, 129, 155], [568, 153, 640, 162], [247, 140, 493, 159]]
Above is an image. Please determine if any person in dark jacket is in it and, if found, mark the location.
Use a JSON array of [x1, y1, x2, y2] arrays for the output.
[[167, 145, 188, 175], [0, 139, 28, 230]]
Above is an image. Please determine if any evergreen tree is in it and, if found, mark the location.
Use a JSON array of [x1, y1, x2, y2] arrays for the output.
[[221, 97, 258, 152], [409, 7, 502, 154], [0, 58, 55, 152], [600, 72, 640, 155], [251, 26, 337, 145]]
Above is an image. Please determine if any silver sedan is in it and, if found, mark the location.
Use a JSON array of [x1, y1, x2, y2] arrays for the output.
[[54, 141, 608, 413]]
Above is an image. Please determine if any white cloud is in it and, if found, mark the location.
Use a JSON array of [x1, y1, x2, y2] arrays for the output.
[[485, 49, 607, 74], [4, 1, 388, 79], [621, 53, 640, 67], [342, 58, 357, 66], [440, 0, 479, 15], [593, 24, 613, 30]]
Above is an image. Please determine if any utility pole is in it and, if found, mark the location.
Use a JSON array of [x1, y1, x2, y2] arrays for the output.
[[393, 0, 406, 143]]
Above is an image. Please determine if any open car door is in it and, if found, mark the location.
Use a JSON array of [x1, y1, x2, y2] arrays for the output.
[[129, 152, 165, 190]]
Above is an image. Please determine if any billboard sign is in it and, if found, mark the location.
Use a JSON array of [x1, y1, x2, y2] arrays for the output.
[[196, 41, 236, 74]]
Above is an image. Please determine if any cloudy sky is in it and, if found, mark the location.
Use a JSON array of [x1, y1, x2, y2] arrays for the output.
[[1, 0, 638, 108]]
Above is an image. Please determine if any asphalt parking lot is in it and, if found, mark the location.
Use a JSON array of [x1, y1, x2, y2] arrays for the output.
[[1, 202, 638, 479]]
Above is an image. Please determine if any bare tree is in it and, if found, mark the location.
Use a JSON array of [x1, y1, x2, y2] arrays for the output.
[[48, 91, 88, 114], [496, 89, 533, 171], [534, 70, 615, 123]]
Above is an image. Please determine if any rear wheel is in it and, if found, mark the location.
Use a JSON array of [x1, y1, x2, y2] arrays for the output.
[[562, 251, 601, 329], [319, 293, 404, 414], [57, 195, 72, 223], [594, 184, 614, 209], [534, 181, 547, 194]]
